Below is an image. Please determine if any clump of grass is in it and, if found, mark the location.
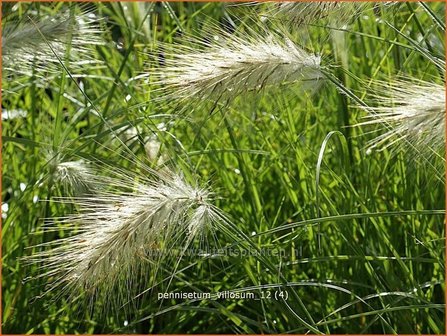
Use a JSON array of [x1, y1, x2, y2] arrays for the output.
[[26, 163, 228, 310], [3, 2, 445, 334], [152, 26, 322, 103]]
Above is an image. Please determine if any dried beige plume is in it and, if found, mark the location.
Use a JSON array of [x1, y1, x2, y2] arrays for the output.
[[273, 2, 368, 27], [152, 27, 323, 103], [26, 164, 229, 310], [2, 10, 104, 77], [359, 79, 445, 156]]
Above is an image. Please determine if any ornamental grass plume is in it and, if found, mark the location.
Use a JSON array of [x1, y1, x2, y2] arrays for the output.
[[272, 2, 367, 27], [26, 163, 228, 309], [38, 143, 97, 197], [152, 26, 323, 103], [52, 159, 95, 196], [2, 10, 103, 77], [358, 79, 445, 155]]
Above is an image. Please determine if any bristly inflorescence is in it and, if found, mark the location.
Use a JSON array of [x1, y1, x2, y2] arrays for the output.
[[272, 2, 367, 27], [40, 147, 96, 197], [26, 165, 228, 309], [152, 27, 322, 103], [2, 10, 104, 77], [359, 79, 445, 155], [53, 160, 95, 196]]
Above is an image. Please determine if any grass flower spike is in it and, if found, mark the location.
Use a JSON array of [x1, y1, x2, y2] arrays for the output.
[[28, 164, 228, 309], [2, 10, 103, 77], [359, 79, 445, 154], [153, 29, 322, 102], [273, 2, 367, 27], [53, 160, 94, 196]]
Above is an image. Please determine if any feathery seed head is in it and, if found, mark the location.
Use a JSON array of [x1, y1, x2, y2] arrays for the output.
[[273, 2, 366, 27], [43, 146, 95, 196], [27, 165, 227, 310], [54, 160, 94, 195], [359, 79, 445, 154], [153, 30, 322, 102], [2, 10, 104, 78]]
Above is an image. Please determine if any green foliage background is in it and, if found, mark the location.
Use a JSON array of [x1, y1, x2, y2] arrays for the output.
[[2, 1, 445, 334]]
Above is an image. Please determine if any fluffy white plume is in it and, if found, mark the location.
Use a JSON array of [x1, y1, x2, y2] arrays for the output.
[[2, 10, 104, 77], [152, 29, 322, 102], [54, 160, 94, 195], [27, 165, 228, 308], [359, 79, 445, 154], [273, 2, 367, 27]]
